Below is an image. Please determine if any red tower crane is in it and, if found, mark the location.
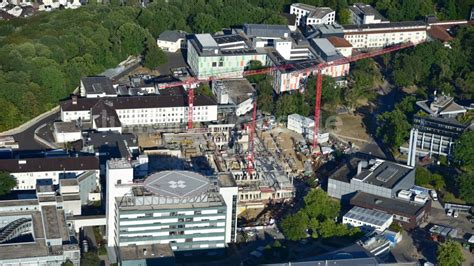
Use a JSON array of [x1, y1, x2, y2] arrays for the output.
[[158, 41, 417, 170]]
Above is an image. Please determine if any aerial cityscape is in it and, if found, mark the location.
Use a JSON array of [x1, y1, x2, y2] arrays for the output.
[[0, 0, 473, 265]]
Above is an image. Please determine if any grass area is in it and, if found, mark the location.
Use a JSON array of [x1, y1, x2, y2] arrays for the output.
[[98, 246, 107, 256]]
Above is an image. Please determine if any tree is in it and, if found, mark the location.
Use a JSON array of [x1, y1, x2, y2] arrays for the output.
[[457, 172, 474, 204], [0, 172, 16, 196], [280, 211, 308, 241], [81, 251, 101, 266], [338, 8, 351, 24], [437, 241, 465, 266], [195, 84, 214, 98], [192, 13, 220, 33], [143, 39, 166, 69], [415, 167, 432, 186], [376, 109, 411, 150], [453, 131, 474, 171]]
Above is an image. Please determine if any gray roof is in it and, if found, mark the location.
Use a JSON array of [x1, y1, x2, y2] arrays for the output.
[[0, 157, 99, 173], [61, 94, 217, 112], [330, 156, 413, 189], [349, 3, 387, 22], [81, 76, 116, 96], [144, 171, 211, 198], [350, 191, 427, 216], [344, 206, 392, 227], [195, 34, 218, 48], [311, 38, 341, 61], [158, 30, 186, 42], [243, 24, 291, 38]]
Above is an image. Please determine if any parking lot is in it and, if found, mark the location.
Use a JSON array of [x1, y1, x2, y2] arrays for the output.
[[428, 207, 474, 238]]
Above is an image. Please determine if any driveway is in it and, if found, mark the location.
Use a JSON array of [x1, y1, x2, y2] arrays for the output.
[[12, 110, 60, 151]]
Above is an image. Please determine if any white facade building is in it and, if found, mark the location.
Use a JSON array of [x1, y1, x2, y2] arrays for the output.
[[348, 3, 389, 25], [343, 206, 393, 233], [0, 157, 100, 191], [290, 3, 335, 27], [343, 21, 427, 49], [53, 121, 82, 143], [287, 113, 329, 143], [105, 159, 237, 260], [60, 94, 218, 128], [212, 79, 255, 116], [157, 30, 186, 53]]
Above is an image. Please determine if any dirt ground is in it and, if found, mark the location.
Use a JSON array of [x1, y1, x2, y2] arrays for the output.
[[125, 66, 161, 78], [268, 128, 306, 173], [327, 113, 372, 145], [137, 132, 162, 147]]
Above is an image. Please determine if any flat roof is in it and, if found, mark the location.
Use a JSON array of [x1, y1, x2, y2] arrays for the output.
[[81, 76, 116, 95], [0, 156, 99, 173], [215, 79, 255, 105], [330, 156, 413, 189], [60, 178, 78, 186], [54, 121, 81, 133], [344, 206, 392, 227], [41, 205, 61, 239], [243, 24, 290, 38], [119, 243, 174, 260], [217, 173, 237, 187], [353, 159, 413, 189], [350, 191, 426, 216], [195, 34, 218, 48], [144, 171, 211, 198], [349, 3, 387, 22], [83, 131, 137, 159]]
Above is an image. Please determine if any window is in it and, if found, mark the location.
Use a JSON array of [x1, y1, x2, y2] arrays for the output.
[[212, 62, 217, 67], [219, 62, 223, 67]]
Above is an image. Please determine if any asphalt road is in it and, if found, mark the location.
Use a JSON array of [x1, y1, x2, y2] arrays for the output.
[[12, 110, 60, 151]]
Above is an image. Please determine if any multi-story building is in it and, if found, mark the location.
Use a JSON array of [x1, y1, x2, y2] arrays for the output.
[[403, 95, 467, 162], [211, 79, 255, 116], [80, 76, 117, 98], [0, 156, 100, 192], [187, 33, 267, 79], [342, 206, 393, 233], [350, 191, 431, 230], [290, 3, 335, 27], [105, 159, 238, 261], [342, 21, 427, 49], [327, 36, 353, 57], [60, 94, 218, 129], [0, 185, 85, 265], [267, 50, 349, 93], [348, 3, 389, 25], [287, 113, 329, 143], [327, 154, 415, 200]]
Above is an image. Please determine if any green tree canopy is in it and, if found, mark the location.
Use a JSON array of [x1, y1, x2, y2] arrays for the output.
[[453, 131, 474, 171], [456, 172, 474, 204], [437, 240, 465, 266], [0, 171, 16, 196]]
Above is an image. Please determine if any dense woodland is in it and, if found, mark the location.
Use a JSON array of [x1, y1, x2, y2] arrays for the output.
[[0, 0, 472, 131]]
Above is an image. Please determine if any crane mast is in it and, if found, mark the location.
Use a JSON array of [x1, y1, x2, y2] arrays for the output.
[[159, 41, 418, 159]]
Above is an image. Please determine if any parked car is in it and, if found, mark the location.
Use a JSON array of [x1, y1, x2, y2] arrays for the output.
[[453, 211, 459, 218], [430, 190, 438, 201], [447, 209, 453, 216]]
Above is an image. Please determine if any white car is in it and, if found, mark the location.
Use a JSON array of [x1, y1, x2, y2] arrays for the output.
[[453, 211, 459, 218], [447, 209, 453, 216], [430, 190, 438, 201]]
